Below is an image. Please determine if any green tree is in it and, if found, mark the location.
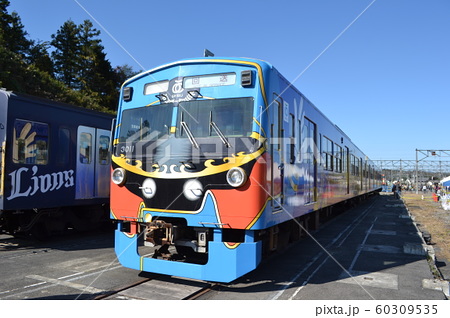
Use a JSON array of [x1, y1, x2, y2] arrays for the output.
[[51, 20, 81, 88], [0, 0, 32, 57], [0, 1, 133, 113], [0, 0, 32, 90], [78, 19, 101, 91], [77, 20, 117, 109], [0, 2, 115, 113], [114, 64, 139, 87], [28, 40, 54, 75], [50, 19, 119, 111]]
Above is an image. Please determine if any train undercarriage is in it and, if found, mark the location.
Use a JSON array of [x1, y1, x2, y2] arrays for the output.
[[0, 204, 110, 238]]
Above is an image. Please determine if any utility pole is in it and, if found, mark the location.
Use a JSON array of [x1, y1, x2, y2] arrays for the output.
[[415, 150, 419, 194]]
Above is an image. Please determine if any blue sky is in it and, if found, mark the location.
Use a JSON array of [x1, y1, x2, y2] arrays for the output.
[[8, 0, 450, 161]]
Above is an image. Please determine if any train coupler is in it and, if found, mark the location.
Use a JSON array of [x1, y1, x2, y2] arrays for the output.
[[144, 220, 173, 247]]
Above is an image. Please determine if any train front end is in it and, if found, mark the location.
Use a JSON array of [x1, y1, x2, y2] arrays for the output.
[[111, 58, 270, 282]]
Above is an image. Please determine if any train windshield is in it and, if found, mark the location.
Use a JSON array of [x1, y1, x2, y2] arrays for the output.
[[116, 97, 254, 161], [118, 103, 175, 144], [177, 97, 253, 139]]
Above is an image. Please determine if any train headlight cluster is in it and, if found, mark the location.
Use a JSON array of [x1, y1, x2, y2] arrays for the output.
[[112, 168, 126, 186], [226, 167, 247, 187]]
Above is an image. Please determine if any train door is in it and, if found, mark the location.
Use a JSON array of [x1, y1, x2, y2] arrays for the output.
[[363, 161, 367, 191], [0, 93, 6, 209], [345, 146, 350, 194], [76, 126, 95, 199], [95, 129, 110, 197], [0, 138, 4, 209], [271, 96, 284, 209], [76, 126, 110, 199], [302, 117, 317, 203]]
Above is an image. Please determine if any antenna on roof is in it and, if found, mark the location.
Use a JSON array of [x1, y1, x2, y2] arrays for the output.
[[204, 49, 214, 57]]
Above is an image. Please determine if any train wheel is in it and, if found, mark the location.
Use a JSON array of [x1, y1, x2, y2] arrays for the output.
[[277, 222, 292, 251]]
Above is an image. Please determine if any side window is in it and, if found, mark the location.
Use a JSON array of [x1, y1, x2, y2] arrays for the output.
[[335, 143, 343, 173], [13, 119, 49, 165], [351, 155, 356, 176], [323, 136, 333, 171], [79, 132, 92, 164], [98, 135, 110, 165], [355, 157, 361, 177]]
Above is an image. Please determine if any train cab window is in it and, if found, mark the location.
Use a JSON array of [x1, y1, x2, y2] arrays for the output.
[[13, 119, 49, 165], [79, 132, 92, 164], [98, 135, 110, 165]]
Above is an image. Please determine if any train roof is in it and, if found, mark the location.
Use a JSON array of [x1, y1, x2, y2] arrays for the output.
[[0, 89, 114, 119], [122, 57, 274, 87]]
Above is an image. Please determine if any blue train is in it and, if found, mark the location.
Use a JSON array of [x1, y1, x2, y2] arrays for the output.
[[111, 57, 382, 282], [0, 90, 114, 237]]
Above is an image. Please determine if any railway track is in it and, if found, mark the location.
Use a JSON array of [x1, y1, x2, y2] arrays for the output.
[[95, 276, 217, 300]]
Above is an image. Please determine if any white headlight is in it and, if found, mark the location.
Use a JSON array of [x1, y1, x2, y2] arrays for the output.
[[226, 167, 247, 187], [183, 179, 203, 201], [112, 168, 126, 185], [141, 178, 156, 199]]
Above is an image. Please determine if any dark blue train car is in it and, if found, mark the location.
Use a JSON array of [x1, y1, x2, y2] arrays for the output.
[[0, 90, 114, 236]]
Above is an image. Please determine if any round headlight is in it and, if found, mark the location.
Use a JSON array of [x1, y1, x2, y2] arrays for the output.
[[183, 179, 203, 201], [226, 167, 247, 187], [141, 178, 156, 199], [112, 168, 126, 185]]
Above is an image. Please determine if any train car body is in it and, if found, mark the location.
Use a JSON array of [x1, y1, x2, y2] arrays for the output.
[[111, 57, 381, 282], [0, 90, 114, 236]]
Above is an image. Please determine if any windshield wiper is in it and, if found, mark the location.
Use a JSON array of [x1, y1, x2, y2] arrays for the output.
[[181, 121, 199, 149], [209, 111, 231, 148], [210, 121, 231, 148]]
